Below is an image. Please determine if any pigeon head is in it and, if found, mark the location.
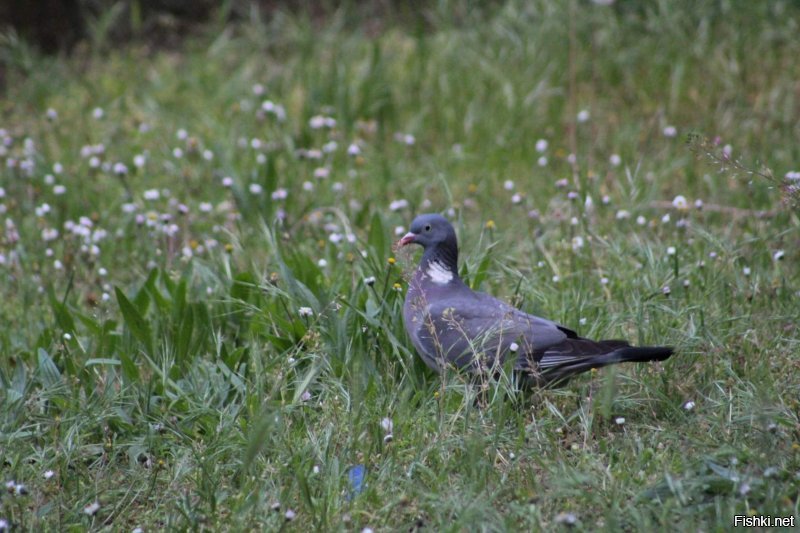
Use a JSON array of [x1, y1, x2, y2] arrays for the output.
[[398, 213, 459, 273]]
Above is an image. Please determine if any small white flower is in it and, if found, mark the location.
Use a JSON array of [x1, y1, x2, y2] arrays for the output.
[[683, 279, 690, 287], [537, 156, 548, 167], [579, 317, 587, 325], [694, 199, 704, 209], [176, 128, 188, 140], [672, 195, 688, 210], [322, 141, 338, 153], [552, 275, 560, 283], [389, 199, 409, 211], [317, 259, 327, 267], [284, 509, 296, 521], [661, 213, 671, 224], [46, 108, 58, 120], [742, 266, 751, 276], [199, 202, 213, 213], [667, 246, 676, 256], [394, 226, 406, 236], [203, 149, 214, 161], [298, 307, 313, 317], [773, 250, 785, 261], [133, 154, 146, 168], [503, 180, 514, 191], [609, 154, 622, 167], [636, 215, 647, 226], [615, 210, 630, 220], [312, 464, 320, 474], [663, 125, 677, 137], [614, 417, 625, 425], [662, 285, 671, 295], [555, 512, 577, 525], [271, 188, 288, 200], [92, 107, 104, 119], [381, 417, 393, 433], [509, 342, 520, 353], [576, 109, 590, 123], [249, 183, 263, 195], [314, 167, 330, 179], [43, 470, 55, 479], [143, 189, 160, 201], [683, 400, 695, 411], [600, 277, 609, 285], [723, 144, 733, 158], [84, 501, 101, 516], [300, 390, 312, 402], [511, 193, 522, 204], [535, 139, 548, 153], [347, 143, 361, 156], [571, 236, 584, 251], [172, 147, 184, 159]]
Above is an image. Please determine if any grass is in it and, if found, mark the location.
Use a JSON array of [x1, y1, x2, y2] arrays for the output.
[[1, 0, 799, 530]]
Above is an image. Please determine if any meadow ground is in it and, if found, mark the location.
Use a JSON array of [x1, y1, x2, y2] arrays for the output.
[[1, 1, 799, 530]]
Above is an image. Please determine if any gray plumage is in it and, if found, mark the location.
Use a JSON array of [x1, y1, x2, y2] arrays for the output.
[[399, 214, 673, 386]]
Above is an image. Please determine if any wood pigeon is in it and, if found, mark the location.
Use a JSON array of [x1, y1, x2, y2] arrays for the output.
[[398, 214, 673, 386]]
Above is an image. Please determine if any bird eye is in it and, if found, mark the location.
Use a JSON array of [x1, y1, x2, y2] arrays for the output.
[[424, 225, 431, 232]]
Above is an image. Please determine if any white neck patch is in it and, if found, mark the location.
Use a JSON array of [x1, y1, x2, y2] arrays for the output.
[[425, 260, 453, 285]]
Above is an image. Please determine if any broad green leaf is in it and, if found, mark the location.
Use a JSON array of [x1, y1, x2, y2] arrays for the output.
[[115, 287, 153, 354]]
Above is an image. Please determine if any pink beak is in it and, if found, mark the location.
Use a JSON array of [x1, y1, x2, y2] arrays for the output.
[[397, 232, 416, 246]]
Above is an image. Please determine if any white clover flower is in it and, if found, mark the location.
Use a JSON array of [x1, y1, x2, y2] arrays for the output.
[[667, 246, 676, 256], [133, 154, 146, 168], [249, 183, 263, 195], [98, 267, 108, 276], [535, 139, 548, 153], [609, 154, 622, 167], [537, 156, 548, 167], [509, 342, 520, 353], [571, 236, 584, 251], [552, 275, 560, 283], [600, 277, 609, 285], [503, 180, 514, 191], [577, 110, 590, 123], [743, 266, 751, 276], [43, 470, 55, 480], [202, 150, 214, 161], [46, 108, 58, 121], [389, 199, 409, 211], [53, 162, 63, 174], [403, 134, 415, 145], [54, 260, 64, 270], [662, 285, 671, 295], [661, 213, 671, 224], [176, 128, 188, 140], [172, 147, 184, 159], [663, 125, 677, 137], [92, 107, 104, 120], [394, 226, 406, 236], [222, 176, 234, 187], [683, 400, 695, 411], [298, 307, 313, 317], [672, 195, 688, 210], [636, 215, 647, 226], [511, 193, 522, 204], [317, 259, 327, 267], [284, 509, 296, 521]]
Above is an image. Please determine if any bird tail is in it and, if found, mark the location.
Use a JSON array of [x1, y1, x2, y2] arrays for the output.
[[536, 341, 673, 386]]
